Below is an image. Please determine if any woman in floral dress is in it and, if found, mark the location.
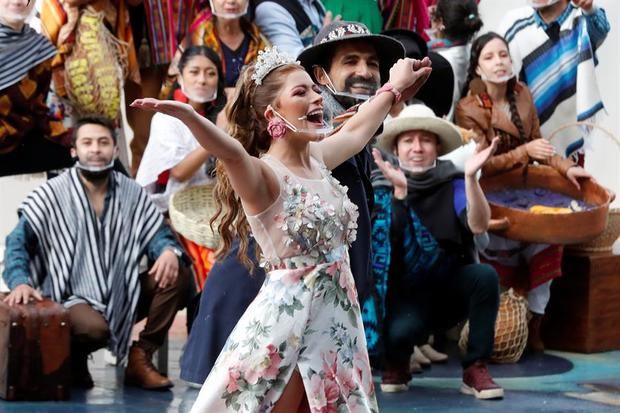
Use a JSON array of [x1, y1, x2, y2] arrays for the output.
[[132, 47, 431, 412]]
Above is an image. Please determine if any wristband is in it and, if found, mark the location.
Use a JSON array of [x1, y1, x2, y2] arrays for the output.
[[375, 83, 402, 104]]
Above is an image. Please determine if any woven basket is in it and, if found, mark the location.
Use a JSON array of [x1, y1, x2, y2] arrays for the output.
[[549, 122, 619, 252], [169, 183, 220, 249], [566, 208, 620, 253], [459, 289, 529, 364]]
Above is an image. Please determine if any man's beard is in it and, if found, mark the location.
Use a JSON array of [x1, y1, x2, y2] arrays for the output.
[[331, 76, 379, 108], [80, 169, 112, 182], [343, 76, 379, 95]]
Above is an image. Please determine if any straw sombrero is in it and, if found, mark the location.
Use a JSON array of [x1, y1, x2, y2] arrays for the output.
[[376, 103, 463, 156]]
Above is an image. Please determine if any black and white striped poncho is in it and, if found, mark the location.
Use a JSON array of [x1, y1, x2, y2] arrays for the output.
[[19, 168, 163, 361]]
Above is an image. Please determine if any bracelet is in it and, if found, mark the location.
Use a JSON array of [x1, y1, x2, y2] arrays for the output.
[[375, 83, 402, 104]]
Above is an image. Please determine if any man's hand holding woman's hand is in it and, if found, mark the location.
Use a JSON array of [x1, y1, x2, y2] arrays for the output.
[[387, 57, 433, 103]]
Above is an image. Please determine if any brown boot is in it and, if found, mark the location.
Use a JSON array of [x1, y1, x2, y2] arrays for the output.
[[527, 313, 545, 353], [124, 343, 173, 390], [71, 352, 94, 389]]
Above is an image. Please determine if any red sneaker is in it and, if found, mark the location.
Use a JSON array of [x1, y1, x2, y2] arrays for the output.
[[461, 361, 504, 399], [380, 367, 411, 393]]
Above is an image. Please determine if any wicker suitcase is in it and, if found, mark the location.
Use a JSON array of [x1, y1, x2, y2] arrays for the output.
[[0, 296, 71, 400]]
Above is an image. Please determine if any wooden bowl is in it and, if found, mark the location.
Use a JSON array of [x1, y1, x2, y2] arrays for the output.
[[480, 165, 611, 244]]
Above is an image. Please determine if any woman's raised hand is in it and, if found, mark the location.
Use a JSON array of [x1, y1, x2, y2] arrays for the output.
[[131, 98, 196, 119], [388, 57, 433, 102], [525, 138, 555, 161]]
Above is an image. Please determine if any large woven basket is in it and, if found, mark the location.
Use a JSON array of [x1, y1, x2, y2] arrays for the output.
[[459, 289, 529, 364], [169, 183, 220, 249], [548, 122, 620, 253], [481, 165, 611, 244], [566, 208, 620, 253]]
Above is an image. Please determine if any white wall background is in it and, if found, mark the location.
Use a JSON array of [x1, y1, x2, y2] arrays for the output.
[[1, 0, 619, 285]]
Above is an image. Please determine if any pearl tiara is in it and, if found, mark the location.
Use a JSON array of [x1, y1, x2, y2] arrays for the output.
[[251, 47, 300, 86]]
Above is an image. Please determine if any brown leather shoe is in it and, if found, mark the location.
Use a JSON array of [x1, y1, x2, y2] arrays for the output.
[[71, 352, 94, 389], [124, 344, 173, 390]]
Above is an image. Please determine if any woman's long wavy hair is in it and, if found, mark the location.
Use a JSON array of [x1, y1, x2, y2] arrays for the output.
[[210, 62, 303, 270], [462, 32, 527, 144]]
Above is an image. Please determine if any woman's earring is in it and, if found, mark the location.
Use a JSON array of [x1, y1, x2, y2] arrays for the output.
[[267, 117, 287, 140]]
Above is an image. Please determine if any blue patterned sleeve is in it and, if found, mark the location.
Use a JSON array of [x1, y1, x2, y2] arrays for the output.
[[584, 6, 610, 50], [146, 224, 191, 266], [3, 216, 36, 289]]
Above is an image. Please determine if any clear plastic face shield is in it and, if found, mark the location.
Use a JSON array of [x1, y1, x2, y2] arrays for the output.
[[315, 66, 376, 107], [268, 105, 334, 141], [209, 0, 248, 19], [526, 0, 562, 8]]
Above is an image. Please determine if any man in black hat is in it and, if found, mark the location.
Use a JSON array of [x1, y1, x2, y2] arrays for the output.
[[298, 20, 406, 304]]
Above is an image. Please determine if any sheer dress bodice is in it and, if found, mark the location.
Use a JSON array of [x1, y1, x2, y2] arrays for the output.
[[246, 155, 359, 269]]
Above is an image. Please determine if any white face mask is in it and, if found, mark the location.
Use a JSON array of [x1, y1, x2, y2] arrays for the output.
[[526, 0, 562, 9], [75, 159, 115, 173], [478, 66, 516, 84], [179, 79, 218, 104], [209, 0, 248, 19], [0, 1, 34, 26], [399, 159, 437, 174], [269, 106, 334, 141]]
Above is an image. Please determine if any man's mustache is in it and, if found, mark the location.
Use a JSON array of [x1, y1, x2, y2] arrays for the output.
[[343, 76, 380, 94]]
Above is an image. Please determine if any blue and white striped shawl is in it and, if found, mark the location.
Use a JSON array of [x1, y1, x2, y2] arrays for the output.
[[499, 6, 606, 159], [19, 168, 163, 361]]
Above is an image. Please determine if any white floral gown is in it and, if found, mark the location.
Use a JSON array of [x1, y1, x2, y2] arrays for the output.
[[190, 155, 378, 413]]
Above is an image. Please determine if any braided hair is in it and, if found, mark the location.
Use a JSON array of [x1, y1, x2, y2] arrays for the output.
[[463, 32, 527, 144]]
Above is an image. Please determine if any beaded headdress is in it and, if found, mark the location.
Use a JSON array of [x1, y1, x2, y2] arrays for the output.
[[251, 47, 300, 86]]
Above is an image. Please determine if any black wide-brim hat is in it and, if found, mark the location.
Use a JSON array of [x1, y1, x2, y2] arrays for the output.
[[297, 21, 405, 83], [381, 29, 428, 60]]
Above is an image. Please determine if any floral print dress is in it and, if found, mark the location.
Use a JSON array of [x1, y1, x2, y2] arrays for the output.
[[190, 155, 378, 413]]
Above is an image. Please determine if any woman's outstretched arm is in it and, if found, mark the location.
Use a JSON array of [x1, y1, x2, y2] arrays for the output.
[[132, 99, 279, 214]]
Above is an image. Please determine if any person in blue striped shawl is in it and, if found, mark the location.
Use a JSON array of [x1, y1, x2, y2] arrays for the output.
[[2, 115, 192, 391], [498, 0, 610, 165], [364, 103, 503, 400]]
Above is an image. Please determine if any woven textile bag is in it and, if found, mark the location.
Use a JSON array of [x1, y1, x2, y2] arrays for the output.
[[459, 288, 529, 363], [64, 8, 127, 120]]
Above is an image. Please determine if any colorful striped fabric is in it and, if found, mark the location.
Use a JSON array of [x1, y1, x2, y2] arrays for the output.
[[379, 0, 430, 41], [500, 5, 608, 160], [143, 0, 199, 65]]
